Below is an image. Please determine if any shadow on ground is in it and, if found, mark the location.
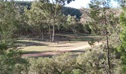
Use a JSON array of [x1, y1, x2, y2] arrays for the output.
[[49, 45, 72, 47], [29, 34, 102, 42], [19, 34, 102, 58], [21, 51, 52, 54], [16, 41, 48, 47], [22, 49, 86, 58]]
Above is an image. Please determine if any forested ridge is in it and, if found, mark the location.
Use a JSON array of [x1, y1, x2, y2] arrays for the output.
[[15, 1, 82, 19]]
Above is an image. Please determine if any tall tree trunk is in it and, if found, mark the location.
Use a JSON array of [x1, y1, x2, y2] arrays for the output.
[[103, 8, 111, 74], [105, 28, 111, 74], [105, 18, 111, 74], [51, 17, 56, 42], [47, 19, 52, 42], [52, 24, 55, 42], [39, 25, 44, 40], [49, 25, 51, 42], [41, 29, 44, 40]]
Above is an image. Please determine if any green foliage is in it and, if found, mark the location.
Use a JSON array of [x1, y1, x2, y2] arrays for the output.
[[25, 0, 67, 41], [27, 50, 122, 74], [0, 2, 19, 45], [0, 2, 30, 74], [76, 49, 106, 74], [82, 0, 119, 35], [82, 1, 121, 74], [29, 53, 76, 74], [62, 7, 82, 19], [52, 53, 76, 74], [29, 57, 53, 74], [15, 48, 121, 74], [66, 15, 78, 34], [0, 49, 29, 74], [118, 9, 126, 72]]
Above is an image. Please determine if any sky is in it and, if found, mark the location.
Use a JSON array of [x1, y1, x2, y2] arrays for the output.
[[65, 0, 90, 8], [17, 0, 119, 9], [65, 0, 119, 9]]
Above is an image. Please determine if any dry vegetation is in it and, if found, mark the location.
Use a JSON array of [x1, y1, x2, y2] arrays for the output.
[[16, 34, 102, 57]]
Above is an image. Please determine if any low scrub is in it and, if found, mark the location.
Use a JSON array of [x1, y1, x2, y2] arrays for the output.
[[0, 48, 121, 74], [27, 49, 121, 74], [0, 49, 29, 74]]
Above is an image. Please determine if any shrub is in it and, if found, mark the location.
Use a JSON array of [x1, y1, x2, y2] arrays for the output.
[[28, 49, 121, 74], [51, 53, 76, 74], [0, 49, 29, 74], [76, 49, 106, 74], [29, 53, 76, 74], [29, 57, 53, 74]]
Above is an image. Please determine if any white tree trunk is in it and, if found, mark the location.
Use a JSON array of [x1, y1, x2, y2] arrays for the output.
[[52, 24, 55, 42]]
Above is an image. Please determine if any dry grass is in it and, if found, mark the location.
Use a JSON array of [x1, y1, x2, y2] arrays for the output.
[[16, 34, 102, 56], [18, 40, 89, 53]]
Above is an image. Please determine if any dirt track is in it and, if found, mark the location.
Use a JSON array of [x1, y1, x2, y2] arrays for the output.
[[20, 40, 102, 57]]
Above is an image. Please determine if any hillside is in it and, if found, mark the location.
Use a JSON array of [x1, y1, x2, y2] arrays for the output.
[[15, 1, 82, 19]]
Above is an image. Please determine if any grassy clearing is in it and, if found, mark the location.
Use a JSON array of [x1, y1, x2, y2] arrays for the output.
[[16, 34, 102, 55]]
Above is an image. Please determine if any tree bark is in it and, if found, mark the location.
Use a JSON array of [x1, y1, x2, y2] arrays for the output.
[[52, 24, 55, 42], [49, 25, 51, 42], [41, 29, 44, 40], [51, 17, 56, 42], [106, 30, 111, 74], [105, 19, 111, 74], [103, 8, 111, 74], [39, 25, 44, 40]]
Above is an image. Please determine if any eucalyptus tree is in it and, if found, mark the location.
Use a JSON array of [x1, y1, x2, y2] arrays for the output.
[[25, 2, 48, 40], [36, 1, 62, 41], [67, 15, 78, 35], [117, 3, 126, 72], [26, 0, 74, 42], [86, 0, 120, 73], [0, 2, 19, 47], [0, 2, 30, 74]]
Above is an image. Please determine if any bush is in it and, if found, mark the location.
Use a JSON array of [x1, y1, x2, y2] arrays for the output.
[[28, 51, 105, 74], [29, 53, 76, 74], [75, 49, 106, 74], [51, 53, 76, 74], [29, 57, 53, 74], [0, 49, 29, 74], [27, 48, 121, 74]]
